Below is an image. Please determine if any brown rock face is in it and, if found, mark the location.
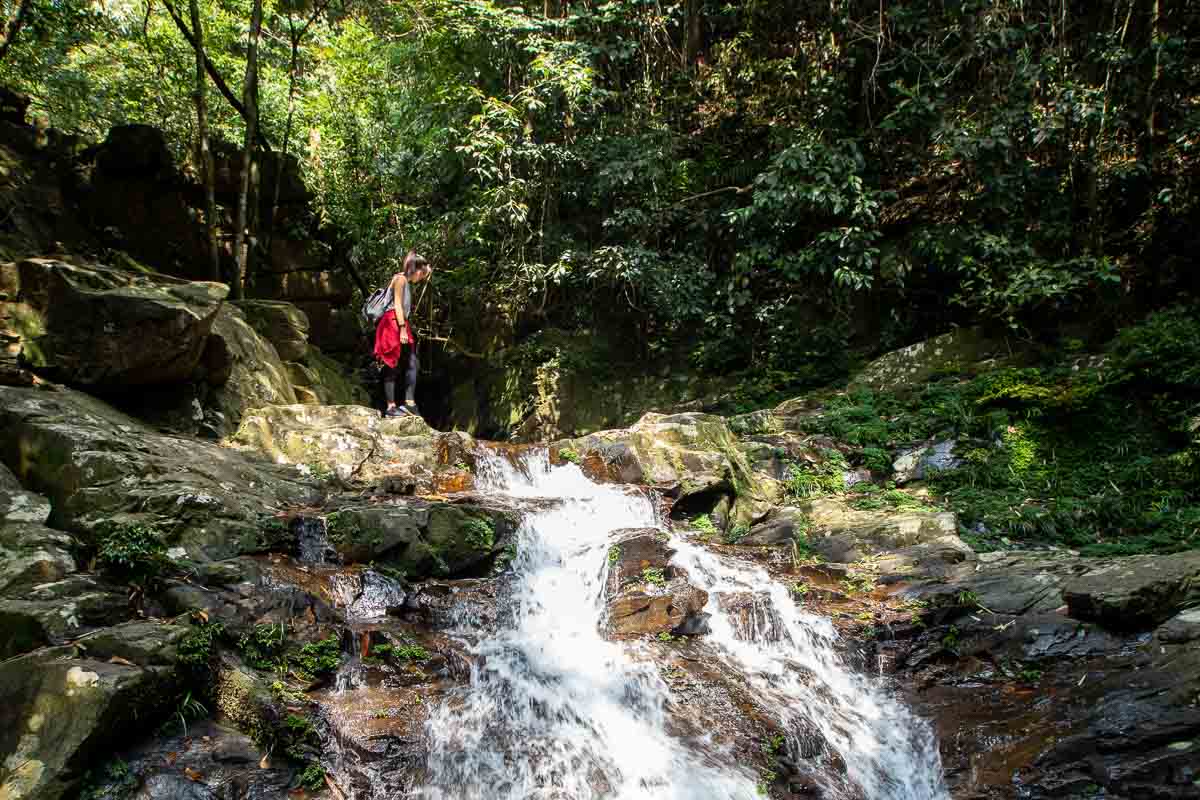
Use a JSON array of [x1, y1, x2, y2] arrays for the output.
[[604, 528, 709, 637]]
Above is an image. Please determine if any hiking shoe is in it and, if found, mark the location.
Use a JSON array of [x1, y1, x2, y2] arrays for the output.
[[404, 403, 421, 417], [384, 407, 406, 418]]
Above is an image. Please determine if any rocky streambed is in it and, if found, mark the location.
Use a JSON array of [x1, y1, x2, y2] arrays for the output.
[[2, 264, 1199, 799]]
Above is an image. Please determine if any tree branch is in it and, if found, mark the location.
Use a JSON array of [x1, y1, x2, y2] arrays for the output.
[[0, 0, 34, 62], [161, 0, 274, 151]]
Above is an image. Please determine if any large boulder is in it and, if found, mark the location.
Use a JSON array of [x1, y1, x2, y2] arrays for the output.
[[204, 304, 297, 428], [3, 258, 226, 388], [0, 385, 320, 560], [317, 500, 518, 578], [0, 646, 179, 800], [1, 459, 50, 524], [234, 299, 309, 362], [94, 125, 174, 178], [230, 404, 457, 487], [806, 497, 968, 565], [849, 327, 1011, 396], [286, 347, 370, 406], [1062, 550, 1200, 630], [604, 529, 709, 638], [562, 412, 772, 526]]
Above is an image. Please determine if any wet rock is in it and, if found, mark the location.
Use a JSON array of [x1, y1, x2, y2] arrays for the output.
[[564, 412, 772, 526], [0, 646, 179, 800], [4, 258, 226, 388], [1062, 550, 1200, 630], [1158, 607, 1200, 644], [806, 498, 964, 565], [320, 502, 426, 564], [713, 591, 785, 642], [892, 439, 961, 485], [0, 385, 320, 560], [108, 719, 292, 800], [234, 299, 309, 362], [605, 529, 708, 637]]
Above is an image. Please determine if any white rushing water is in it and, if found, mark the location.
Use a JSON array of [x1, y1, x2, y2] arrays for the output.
[[420, 448, 948, 800]]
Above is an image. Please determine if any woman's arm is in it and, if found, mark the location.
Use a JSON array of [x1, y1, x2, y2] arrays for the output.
[[390, 274, 407, 329]]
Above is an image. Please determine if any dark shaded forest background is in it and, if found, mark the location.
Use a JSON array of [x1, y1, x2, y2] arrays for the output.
[[1, 0, 1198, 412]]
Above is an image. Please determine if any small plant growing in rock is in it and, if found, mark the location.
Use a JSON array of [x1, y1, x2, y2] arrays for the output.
[[1018, 667, 1044, 684], [790, 581, 810, 599], [395, 643, 430, 662], [607, 544, 621, 565], [722, 524, 750, 545], [95, 521, 170, 586], [298, 762, 326, 791], [955, 589, 981, 608], [657, 631, 675, 642], [558, 447, 581, 464], [79, 758, 138, 800], [642, 567, 667, 586], [257, 516, 291, 550], [295, 637, 343, 679], [692, 515, 718, 538], [239, 623, 289, 672], [177, 617, 224, 672], [172, 690, 208, 736], [463, 516, 496, 551], [941, 625, 961, 653]]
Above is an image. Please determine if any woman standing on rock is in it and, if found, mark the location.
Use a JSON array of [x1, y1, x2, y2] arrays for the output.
[[375, 250, 432, 417]]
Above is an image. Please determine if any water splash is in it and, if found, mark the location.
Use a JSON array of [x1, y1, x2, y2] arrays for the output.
[[419, 447, 947, 799], [671, 540, 949, 800], [422, 448, 759, 799]]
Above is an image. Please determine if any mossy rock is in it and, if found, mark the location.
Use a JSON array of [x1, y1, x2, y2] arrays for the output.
[[0, 385, 321, 561], [286, 346, 370, 406], [235, 299, 310, 362], [848, 328, 1014, 397], [0, 647, 180, 800], [389, 504, 517, 579]]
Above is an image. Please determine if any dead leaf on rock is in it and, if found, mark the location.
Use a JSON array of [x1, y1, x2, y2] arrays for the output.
[[108, 655, 136, 667], [183, 767, 204, 782]]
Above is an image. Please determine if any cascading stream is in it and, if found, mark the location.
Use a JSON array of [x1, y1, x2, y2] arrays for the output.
[[420, 448, 948, 800]]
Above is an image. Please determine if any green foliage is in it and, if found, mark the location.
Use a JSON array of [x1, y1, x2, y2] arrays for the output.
[[238, 623, 289, 672], [368, 641, 430, 664], [177, 619, 224, 671], [323, 511, 361, 545], [80, 757, 138, 800], [298, 763, 326, 792], [656, 631, 675, 643], [607, 544, 620, 565], [642, 567, 666, 587], [691, 515, 718, 538], [95, 522, 170, 586], [722, 524, 750, 545], [558, 447, 581, 464], [462, 516, 496, 552], [785, 451, 847, 500], [294, 637, 343, 679]]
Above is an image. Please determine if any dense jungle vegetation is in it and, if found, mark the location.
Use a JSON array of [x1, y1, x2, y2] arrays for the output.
[[1, 0, 1198, 553]]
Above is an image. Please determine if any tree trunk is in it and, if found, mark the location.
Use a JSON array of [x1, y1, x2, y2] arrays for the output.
[[0, 0, 32, 62], [162, 0, 274, 151], [266, 2, 327, 261], [188, 0, 220, 282], [233, 0, 264, 301]]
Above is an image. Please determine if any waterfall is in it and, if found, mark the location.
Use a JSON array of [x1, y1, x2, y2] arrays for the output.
[[420, 448, 949, 800]]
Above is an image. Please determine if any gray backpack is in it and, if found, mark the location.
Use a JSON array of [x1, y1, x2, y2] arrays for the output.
[[361, 284, 394, 325]]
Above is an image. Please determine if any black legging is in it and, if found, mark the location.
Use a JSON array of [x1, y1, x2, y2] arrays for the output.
[[383, 342, 419, 406]]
